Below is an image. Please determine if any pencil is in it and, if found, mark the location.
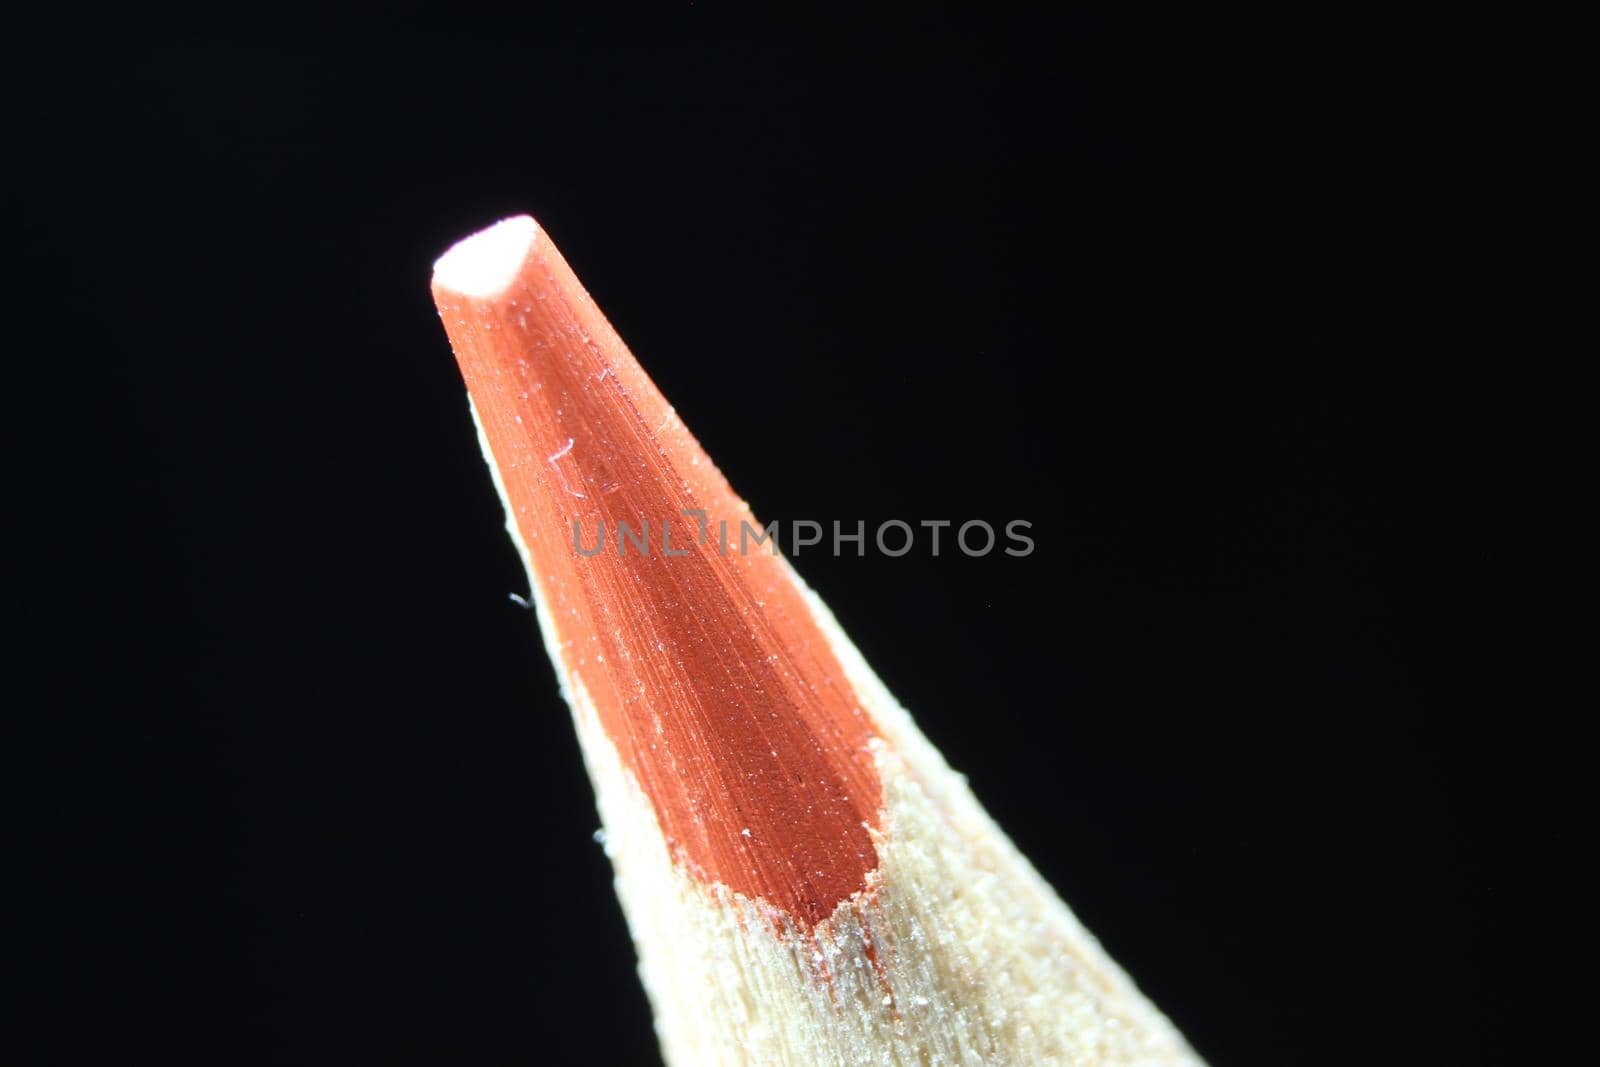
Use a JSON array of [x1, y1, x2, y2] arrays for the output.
[[431, 215, 1203, 1066]]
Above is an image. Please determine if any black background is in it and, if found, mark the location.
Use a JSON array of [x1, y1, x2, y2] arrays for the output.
[[7, 15, 1574, 1066]]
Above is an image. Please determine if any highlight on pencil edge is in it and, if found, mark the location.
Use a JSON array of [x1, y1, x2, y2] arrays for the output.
[[431, 215, 1206, 1067]]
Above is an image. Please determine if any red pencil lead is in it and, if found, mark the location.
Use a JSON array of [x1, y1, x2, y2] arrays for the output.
[[433, 215, 1202, 1066]]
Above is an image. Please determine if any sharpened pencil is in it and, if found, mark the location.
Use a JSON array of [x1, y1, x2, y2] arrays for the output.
[[431, 215, 1203, 1066]]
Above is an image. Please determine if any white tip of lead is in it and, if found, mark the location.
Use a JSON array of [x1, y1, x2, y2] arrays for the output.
[[433, 215, 540, 298]]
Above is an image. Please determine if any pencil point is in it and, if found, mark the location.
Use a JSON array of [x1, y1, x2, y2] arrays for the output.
[[433, 215, 540, 298], [432, 215, 1204, 1065]]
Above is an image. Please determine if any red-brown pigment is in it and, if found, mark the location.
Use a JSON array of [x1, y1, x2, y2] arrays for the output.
[[433, 221, 882, 929]]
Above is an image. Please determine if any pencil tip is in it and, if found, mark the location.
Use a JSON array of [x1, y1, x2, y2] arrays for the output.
[[433, 215, 540, 298]]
